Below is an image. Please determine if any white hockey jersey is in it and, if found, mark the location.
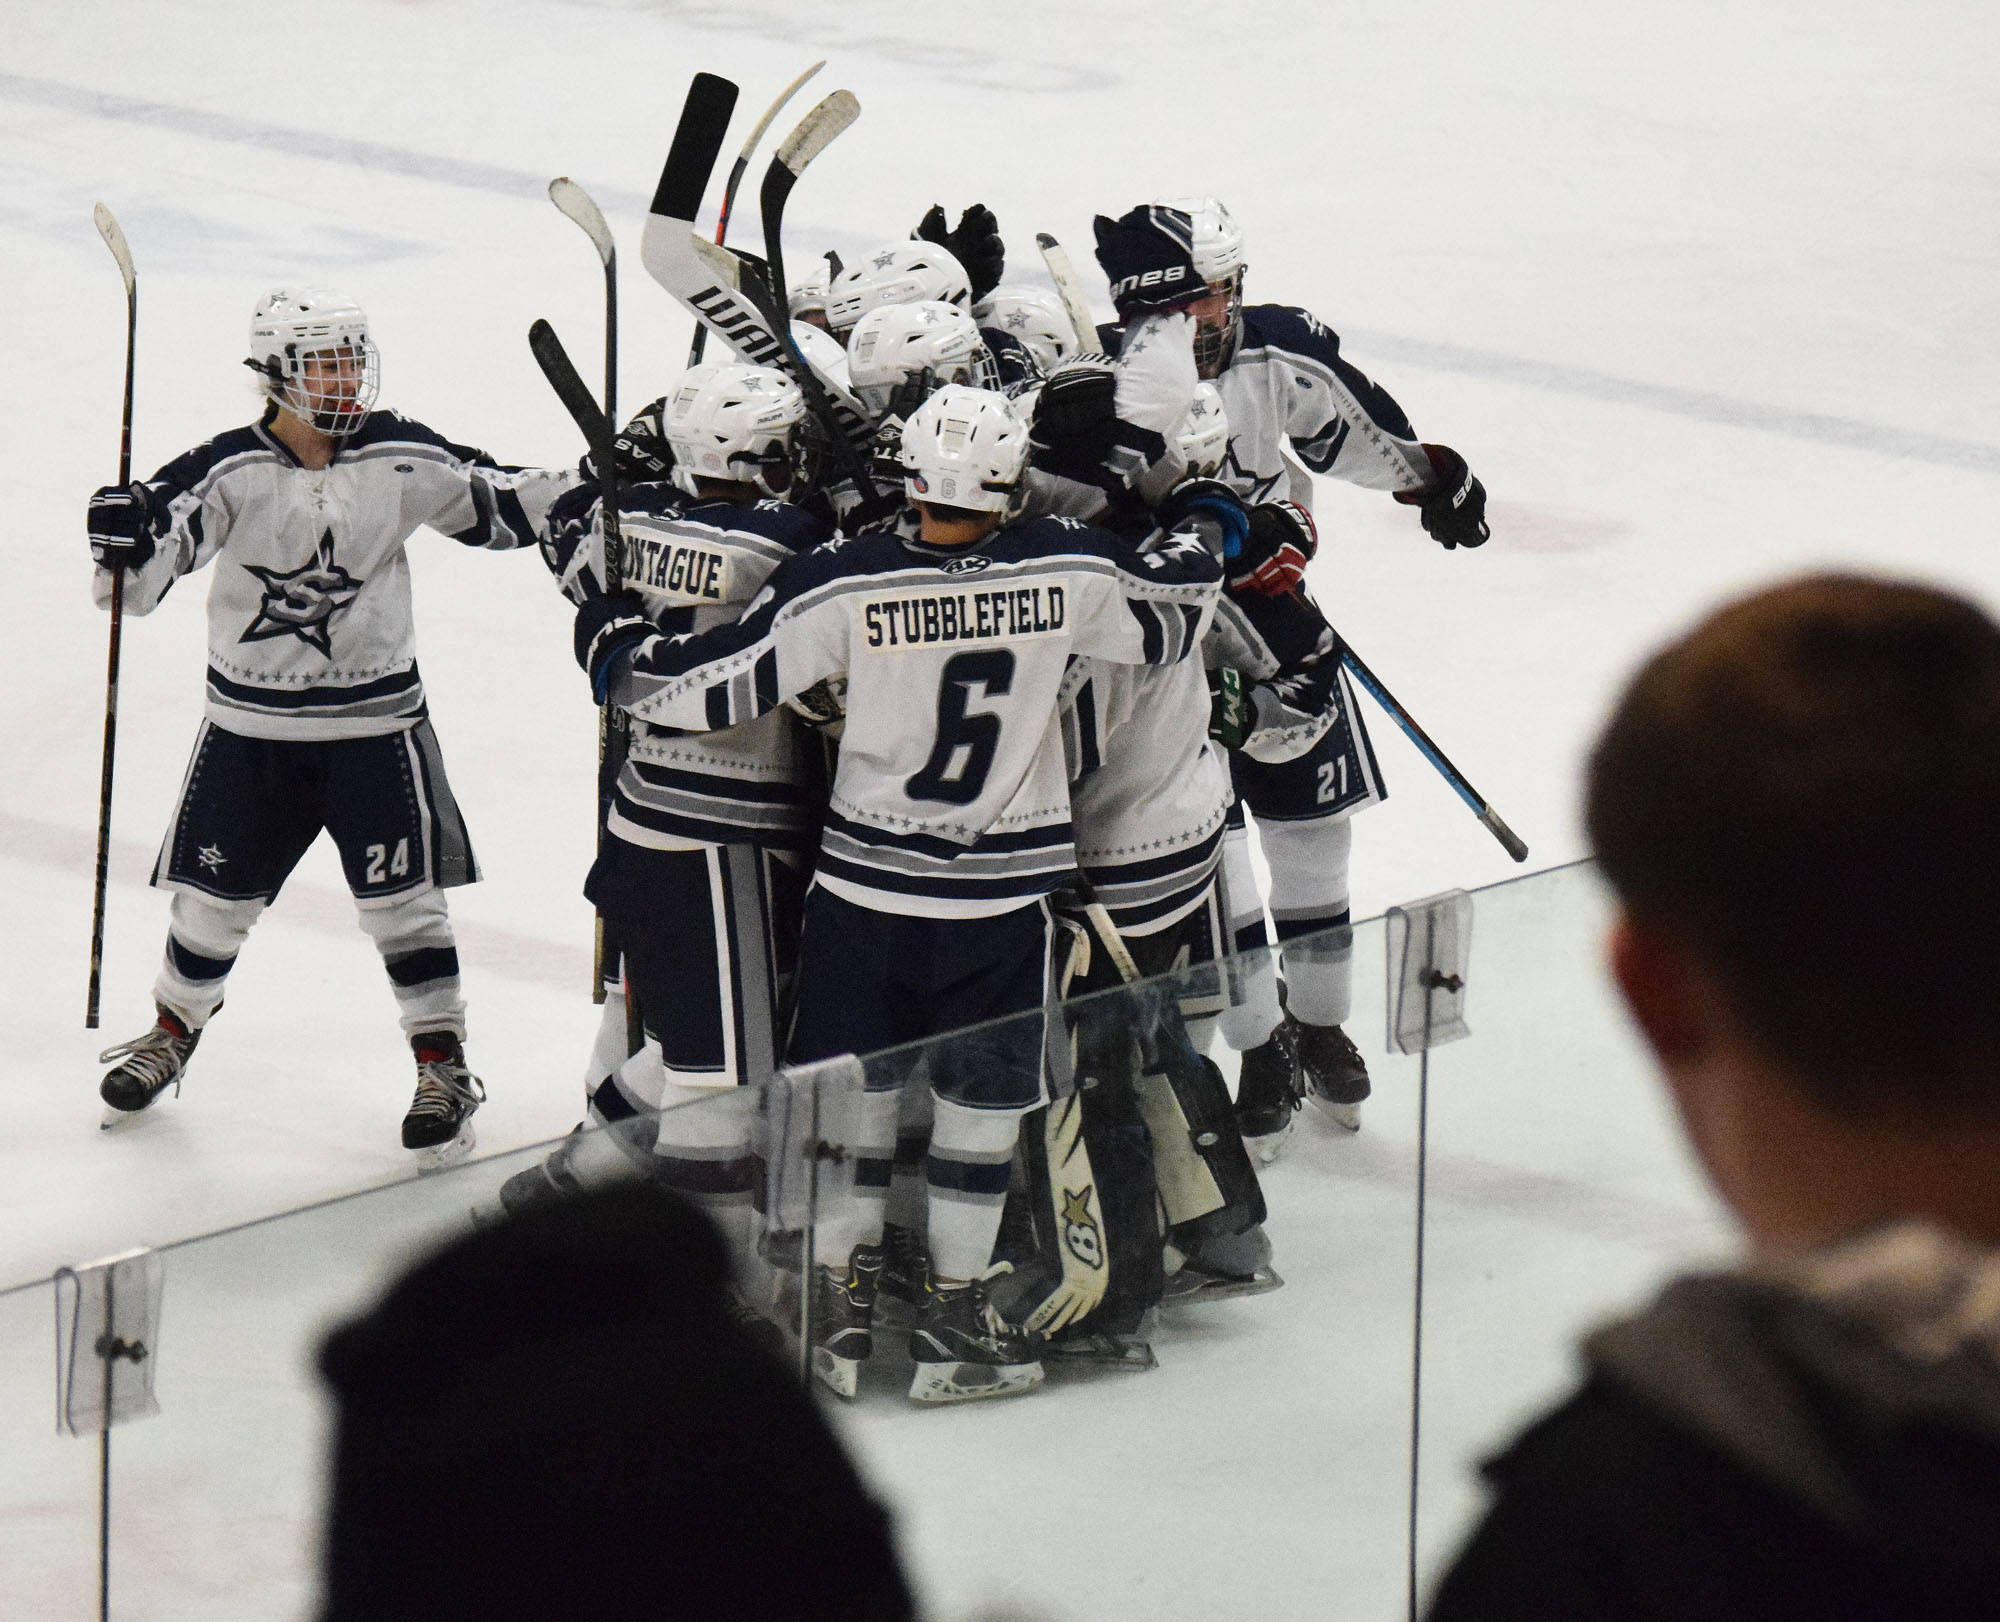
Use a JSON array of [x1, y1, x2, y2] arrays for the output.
[[544, 483, 832, 850], [94, 409, 574, 741], [1213, 305, 1433, 508], [599, 515, 1221, 919]]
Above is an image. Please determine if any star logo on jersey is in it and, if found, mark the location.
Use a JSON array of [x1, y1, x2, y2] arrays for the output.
[[1222, 440, 1282, 505], [195, 843, 227, 872], [240, 529, 363, 657]]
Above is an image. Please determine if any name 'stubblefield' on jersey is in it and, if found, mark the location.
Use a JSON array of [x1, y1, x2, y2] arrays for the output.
[[1212, 305, 1432, 508], [544, 483, 833, 850], [94, 408, 575, 741], [601, 515, 1222, 919]]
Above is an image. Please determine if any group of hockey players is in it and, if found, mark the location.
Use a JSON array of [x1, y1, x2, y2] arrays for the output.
[[86, 182, 1488, 1404]]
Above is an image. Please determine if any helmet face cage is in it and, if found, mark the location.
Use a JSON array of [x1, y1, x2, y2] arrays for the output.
[[282, 337, 381, 434], [1189, 270, 1244, 381]]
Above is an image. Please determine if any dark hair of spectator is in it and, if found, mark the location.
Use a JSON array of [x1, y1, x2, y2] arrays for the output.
[[318, 1184, 916, 1622], [1586, 573, 2000, 1117]]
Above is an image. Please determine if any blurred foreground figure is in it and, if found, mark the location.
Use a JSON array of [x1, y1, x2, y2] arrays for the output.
[[1429, 575, 2000, 1620], [318, 1186, 915, 1621]]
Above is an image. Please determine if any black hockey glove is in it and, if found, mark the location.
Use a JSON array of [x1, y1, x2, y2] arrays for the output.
[[870, 367, 937, 487], [580, 399, 676, 487], [87, 483, 157, 572], [1091, 204, 1203, 322], [573, 591, 654, 704], [1232, 501, 1318, 596], [1029, 356, 1118, 470], [916, 204, 1006, 304], [1208, 666, 1253, 750], [1157, 477, 1250, 561], [1394, 443, 1489, 549]]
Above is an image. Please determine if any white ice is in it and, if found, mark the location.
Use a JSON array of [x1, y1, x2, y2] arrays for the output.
[[2, 0, 1997, 1616]]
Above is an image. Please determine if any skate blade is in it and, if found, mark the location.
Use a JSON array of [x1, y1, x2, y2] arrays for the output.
[[1308, 1096, 1362, 1131], [811, 1347, 863, 1400], [99, 1104, 151, 1131], [1044, 1334, 1157, 1372], [1241, 1118, 1296, 1164], [1162, 1265, 1285, 1305], [410, 1122, 476, 1174], [908, 1358, 1045, 1405]]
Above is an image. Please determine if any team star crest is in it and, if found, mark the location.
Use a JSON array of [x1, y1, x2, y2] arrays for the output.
[[241, 528, 363, 657], [1222, 442, 1280, 505], [196, 843, 227, 871]]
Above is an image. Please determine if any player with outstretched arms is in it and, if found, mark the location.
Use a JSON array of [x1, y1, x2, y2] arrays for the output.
[[86, 287, 575, 1165], [1092, 200, 1490, 1143], [500, 363, 832, 1245], [571, 385, 1230, 1403]]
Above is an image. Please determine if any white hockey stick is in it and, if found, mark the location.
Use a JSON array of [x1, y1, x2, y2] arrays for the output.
[[1035, 232, 1102, 355]]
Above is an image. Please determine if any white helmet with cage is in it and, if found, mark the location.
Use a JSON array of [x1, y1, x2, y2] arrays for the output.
[[825, 241, 972, 336], [971, 285, 1077, 374], [1152, 196, 1247, 377], [900, 384, 1029, 514], [1175, 381, 1231, 478], [246, 286, 380, 436], [789, 256, 833, 323], [846, 301, 995, 421], [661, 362, 809, 499]]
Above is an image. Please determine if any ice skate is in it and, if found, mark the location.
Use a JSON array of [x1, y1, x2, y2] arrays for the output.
[[1296, 1019, 1370, 1131], [492, 1126, 588, 1217], [1234, 1021, 1303, 1163], [98, 1006, 202, 1127], [908, 1264, 1044, 1405], [809, 1243, 884, 1401], [402, 1034, 485, 1171], [1162, 1224, 1284, 1304], [874, 1220, 929, 1327]]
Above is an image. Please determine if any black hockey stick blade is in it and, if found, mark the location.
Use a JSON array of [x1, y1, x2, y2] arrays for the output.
[[643, 72, 739, 286], [548, 179, 614, 268], [528, 318, 611, 453], [758, 89, 859, 306]]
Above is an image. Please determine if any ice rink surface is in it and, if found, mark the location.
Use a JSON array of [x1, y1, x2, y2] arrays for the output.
[[3, 0, 1998, 1615]]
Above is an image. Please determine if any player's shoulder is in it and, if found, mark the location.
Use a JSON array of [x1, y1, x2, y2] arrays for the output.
[[340, 409, 494, 466], [684, 495, 833, 553], [151, 420, 282, 490], [991, 512, 1122, 561], [1238, 303, 1346, 364]]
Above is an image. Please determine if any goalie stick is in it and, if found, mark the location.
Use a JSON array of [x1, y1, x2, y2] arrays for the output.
[[527, 316, 645, 1048], [1336, 637, 1529, 862], [547, 177, 626, 1005], [1035, 231, 1103, 357], [689, 59, 824, 365], [86, 203, 136, 1030]]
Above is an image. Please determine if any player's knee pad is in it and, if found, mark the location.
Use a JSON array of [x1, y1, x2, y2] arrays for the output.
[[1257, 813, 1352, 930]]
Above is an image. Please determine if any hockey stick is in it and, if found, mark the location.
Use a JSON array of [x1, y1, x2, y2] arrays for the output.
[[86, 203, 136, 1030], [757, 89, 855, 341], [547, 178, 624, 1005], [1335, 639, 1529, 862], [1035, 232, 1102, 356], [689, 59, 823, 365]]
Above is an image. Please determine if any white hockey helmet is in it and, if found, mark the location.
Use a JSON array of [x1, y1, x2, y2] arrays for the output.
[[1175, 381, 1231, 479], [246, 286, 379, 435], [661, 362, 809, 499], [1152, 197, 1246, 377], [846, 301, 995, 421], [825, 241, 972, 337], [972, 284, 1078, 374], [900, 384, 1029, 514], [789, 256, 833, 327]]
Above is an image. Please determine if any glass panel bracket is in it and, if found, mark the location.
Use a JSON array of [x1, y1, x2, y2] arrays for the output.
[[1386, 889, 1474, 1055]]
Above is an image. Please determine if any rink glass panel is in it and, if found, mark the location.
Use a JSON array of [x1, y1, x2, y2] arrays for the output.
[[0, 860, 1743, 1619]]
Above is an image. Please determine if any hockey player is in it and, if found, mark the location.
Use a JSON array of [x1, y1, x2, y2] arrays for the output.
[[1093, 199, 1490, 1138], [506, 364, 833, 1244], [570, 385, 1233, 1403], [974, 286, 1082, 376], [86, 287, 574, 1164]]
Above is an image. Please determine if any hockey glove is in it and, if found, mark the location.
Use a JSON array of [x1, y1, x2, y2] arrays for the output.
[[579, 400, 676, 488], [1233, 501, 1318, 595], [1030, 356, 1119, 471], [87, 483, 157, 572], [1394, 443, 1489, 549], [1157, 477, 1250, 561], [1092, 204, 1204, 322], [916, 203, 1006, 304], [573, 591, 654, 704], [786, 675, 848, 733], [1208, 666, 1253, 751]]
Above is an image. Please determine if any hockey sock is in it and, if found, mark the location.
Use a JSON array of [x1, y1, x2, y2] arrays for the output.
[[1262, 814, 1354, 1027], [153, 891, 264, 1027], [1216, 819, 1283, 1051], [652, 1075, 759, 1259], [358, 889, 465, 1038], [814, 1085, 902, 1264], [925, 1096, 1025, 1282]]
